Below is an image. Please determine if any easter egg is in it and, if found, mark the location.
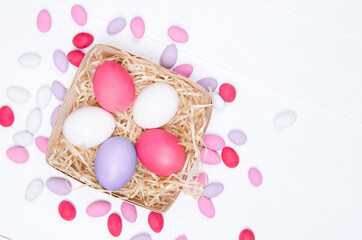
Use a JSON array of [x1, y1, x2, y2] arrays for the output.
[[136, 129, 185, 176], [121, 202, 137, 223], [26, 108, 42, 134], [36, 85, 52, 109], [93, 61, 135, 113], [51, 81, 67, 101], [35, 137, 48, 154], [71, 5, 87, 26], [6, 146, 28, 164], [133, 83, 179, 129], [95, 137, 137, 191], [37, 9, 52, 33], [239, 229, 255, 240], [67, 50, 85, 67], [72, 32, 94, 49], [148, 211, 164, 233], [18, 53, 41, 68], [160, 44, 177, 69], [221, 147, 239, 168], [219, 83, 236, 103], [172, 64, 193, 78], [198, 197, 215, 218], [58, 200, 76, 221], [0, 106, 15, 127], [46, 177, 72, 196], [50, 105, 61, 127], [86, 200, 111, 217], [6, 86, 30, 103], [130, 16, 145, 39], [107, 213, 122, 237], [63, 107, 115, 148], [168, 26, 189, 43], [53, 50, 68, 73], [203, 134, 225, 150], [25, 178, 44, 201], [107, 17, 126, 35]]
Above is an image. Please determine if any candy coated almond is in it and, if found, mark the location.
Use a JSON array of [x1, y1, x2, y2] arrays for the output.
[[130, 17, 145, 39], [37, 9, 51, 33], [71, 5, 87, 26], [6, 146, 29, 164], [248, 167, 263, 187], [204, 134, 225, 150], [219, 83, 236, 103], [168, 26, 189, 43], [239, 229, 255, 240], [221, 147, 239, 168], [58, 200, 76, 221], [72, 32, 94, 49], [148, 211, 164, 233], [67, 50, 85, 67], [121, 202, 137, 223], [198, 197, 215, 218], [35, 137, 48, 154], [107, 213, 122, 237], [200, 148, 221, 165], [172, 64, 193, 78], [86, 200, 111, 217], [0, 106, 14, 127]]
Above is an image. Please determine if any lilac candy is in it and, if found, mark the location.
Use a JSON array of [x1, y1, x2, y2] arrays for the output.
[[228, 130, 247, 145], [204, 183, 224, 198], [107, 17, 126, 34], [130, 233, 152, 240], [50, 105, 61, 127], [46, 177, 72, 196], [197, 77, 218, 92], [51, 81, 67, 101], [160, 44, 177, 69], [53, 50, 68, 73], [95, 137, 137, 191]]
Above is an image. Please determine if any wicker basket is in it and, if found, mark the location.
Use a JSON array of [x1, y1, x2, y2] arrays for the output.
[[46, 44, 213, 213]]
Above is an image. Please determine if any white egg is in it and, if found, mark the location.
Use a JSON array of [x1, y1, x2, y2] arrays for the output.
[[132, 82, 179, 129], [26, 108, 42, 134], [212, 92, 225, 110], [18, 53, 41, 68], [274, 110, 297, 128], [36, 85, 52, 109], [63, 107, 116, 148], [6, 86, 30, 103], [25, 179, 44, 201], [13, 131, 34, 146]]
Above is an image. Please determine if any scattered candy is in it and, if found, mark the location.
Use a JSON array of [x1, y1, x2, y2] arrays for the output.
[[197, 173, 208, 185], [176, 236, 187, 240], [25, 178, 44, 201], [219, 83, 236, 103], [6, 146, 29, 164], [18, 53, 41, 68], [37, 9, 51, 33], [6, 87, 30, 103], [50, 105, 61, 127], [36, 85, 52, 109], [160, 44, 177, 69], [107, 17, 126, 35], [71, 5, 87, 26], [107, 213, 122, 237], [86, 200, 111, 217], [26, 108, 42, 134], [51, 81, 67, 101], [239, 229, 255, 240], [53, 50, 69, 73], [168, 26, 189, 43], [130, 233, 152, 240], [72, 32, 94, 49], [197, 197, 215, 218], [148, 211, 164, 233], [197, 77, 218, 92], [248, 167, 262, 187], [58, 200, 76, 221], [13, 131, 34, 147], [0, 106, 15, 127], [212, 92, 225, 110], [221, 147, 239, 168], [200, 147, 221, 165], [35, 137, 48, 154], [204, 183, 224, 198], [130, 16, 145, 39], [172, 64, 193, 78], [121, 202, 137, 223], [67, 50, 85, 67], [46, 177, 72, 196], [274, 110, 297, 128], [228, 130, 247, 145], [203, 134, 225, 150]]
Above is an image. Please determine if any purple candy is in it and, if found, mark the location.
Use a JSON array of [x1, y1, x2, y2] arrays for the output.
[[95, 136, 137, 191], [50, 105, 61, 127], [46, 177, 72, 196], [160, 44, 177, 69], [204, 183, 224, 198], [228, 130, 247, 145], [130, 233, 152, 240], [51, 81, 67, 101], [53, 50, 68, 73], [197, 77, 218, 92], [107, 17, 126, 34]]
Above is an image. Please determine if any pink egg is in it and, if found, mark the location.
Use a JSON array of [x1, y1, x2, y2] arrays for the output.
[[176, 236, 187, 240], [200, 148, 221, 165], [191, 172, 208, 192], [198, 197, 215, 218], [148, 211, 164, 233], [248, 167, 263, 187], [86, 200, 111, 217], [203, 134, 225, 150], [136, 129, 186, 176], [93, 61, 135, 113], [6, 146, 29, 164], [37, 9, 52, 33], [121, 202, 137, 223], [35, 137, 48, 154], [130, 17, 145, 39], [168, 26, 189, 43], [71, 5, 87, 26], [172, 64, 193, 78]]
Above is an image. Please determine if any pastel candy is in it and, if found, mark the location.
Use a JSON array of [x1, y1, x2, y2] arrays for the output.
[[36, 85, 52, 109], [196, 172, 208, 185], [58, 200, 76, 221], [50, 105, 61, 127], [107, 213, 122, 237], [25, 178, 44, 201], [228, 130, 247, 145], [176, 236, 187, 240], [197, 78, 218, 92], [168, 26, 189, 43], [130, 233, 152, 240], [148, 211, 164, 233], [67, 50, 85, 67], [13, 131, 34, 147], [219, 83, 236, 103], [0, 106, 14, 127], [221, 147, 239, 168], [86, 200, 111, 217], [200, 147, 221, 165], [37, 9, 51, 33], [204, 183, 224, 198], [107, 17, 126, 34], [72, 32, 94, 49], [203, 134, 225, 150], [248, 167, 263, 187], [6, 146, 29, 164], [26, 108, 42, 134], [239, 229, 255, 240], [18, 53, 41, 68], [53, 50, 68, 73], [71, 5, 87, 26], [6, 87, 30, 103], [274, 110, 297, 128], [130, 16, 145, 39], [35, 137, 48, 154], [51, 81, 67, 101], [121, 202, 137, 223], [198, 197, 215, 218], [172, 64, 193, 78], [212, 92, 225, 110], [160, 44, 177, 69], [46, 177, 72, 196]]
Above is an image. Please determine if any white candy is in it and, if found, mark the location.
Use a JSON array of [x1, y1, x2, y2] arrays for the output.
[[13, 131, 34, 146], [274, 110, 297, 128], [25, 179, 44, 201], [6, 87, 30, 103], [26, 108, 42, 134], [63, 107, 116, 148], [212, 92, 225, 110], [18, 53, 41, 68], [36, 85, 52, 109], [133, 83, 179, 129]]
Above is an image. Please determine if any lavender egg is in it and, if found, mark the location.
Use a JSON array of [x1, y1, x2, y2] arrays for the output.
[[107, 17, 126, 34], [197, 77, 218, 92], [204, 183, 224, 198], [160, 44, 177, 69], [52, 81, 67, 101], [95, 136, 137, 191]]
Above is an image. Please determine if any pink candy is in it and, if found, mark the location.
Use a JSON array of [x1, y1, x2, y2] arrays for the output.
[[148, 211, 164, 233], [86, 200, 111, 217], [37, 9, 52, 33], [172, 64, 193, 78], [248, 167, 263, 187], [198, 197, 215, 218], [71, 5, 87, 26], [176, 236, 187, 240], [130, 17, 145, 39], [35, 137, 48, 154], [200, 147, 221, 165], [203, 134, 225, 150], [121, 202, 137, 223], [168, 26, 189, 43], [6, 146, 29, 164]]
